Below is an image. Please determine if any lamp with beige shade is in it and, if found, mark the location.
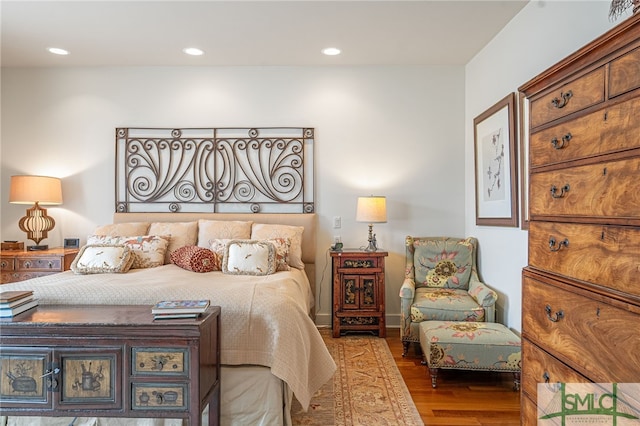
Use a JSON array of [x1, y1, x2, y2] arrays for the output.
[[356, 195, 387, 252], [9, 175, 63, 251]]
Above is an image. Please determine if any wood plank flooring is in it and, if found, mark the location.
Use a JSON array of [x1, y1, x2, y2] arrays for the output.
[[385, 328, 521, 426]]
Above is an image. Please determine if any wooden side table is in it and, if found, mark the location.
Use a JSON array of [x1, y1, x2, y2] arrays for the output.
[[331, 249, 387, 338], [0, 248, 79, 284]]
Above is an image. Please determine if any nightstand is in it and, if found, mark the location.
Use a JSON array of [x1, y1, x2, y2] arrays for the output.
[[331, 249, 388, 338], [0, 248, 79, 284]]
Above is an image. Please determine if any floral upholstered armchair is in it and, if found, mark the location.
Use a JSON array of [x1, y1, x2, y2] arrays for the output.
[[399, 236, 498, 356]]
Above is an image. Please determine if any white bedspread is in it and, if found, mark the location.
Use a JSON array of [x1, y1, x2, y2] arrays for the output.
[[1, 266, 336, 409]]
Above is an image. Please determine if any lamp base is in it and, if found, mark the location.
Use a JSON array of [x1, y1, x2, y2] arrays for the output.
[[27, 244, 49, 251], [364, 241, 378, 252]]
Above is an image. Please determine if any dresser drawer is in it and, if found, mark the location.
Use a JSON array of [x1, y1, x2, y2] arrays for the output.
[[529, 96, 640, 168], [609, 46, 640, 98], [132, 348, 188, 376], [528, 221, 640, 297], [522, 273, 640, 383], [1, 257, 15, 271], [529, 156, 640, 220], [530, 67, 605, 128], [521, 338, 589, 403], [16, 257, 63, 272]]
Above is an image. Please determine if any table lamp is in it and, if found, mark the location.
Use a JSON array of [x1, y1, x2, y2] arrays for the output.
[[356, 195, 387, 252], [9, 175, 63, 251]]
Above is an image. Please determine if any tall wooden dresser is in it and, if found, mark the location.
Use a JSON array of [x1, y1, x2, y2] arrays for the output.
[[519, 14, 640, 423]]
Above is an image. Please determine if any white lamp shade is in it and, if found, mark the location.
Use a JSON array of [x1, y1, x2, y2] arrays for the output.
[[356, 196, 387, 223], [9, 175, 63, 205]]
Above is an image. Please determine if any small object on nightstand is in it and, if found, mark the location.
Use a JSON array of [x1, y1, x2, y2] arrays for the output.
[[64, 238, 80, 249], [331, 242, 343, 252], [1, 242, 24, 251]]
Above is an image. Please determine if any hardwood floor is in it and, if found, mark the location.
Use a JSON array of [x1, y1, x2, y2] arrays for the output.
[[385, 328, 521, 426]]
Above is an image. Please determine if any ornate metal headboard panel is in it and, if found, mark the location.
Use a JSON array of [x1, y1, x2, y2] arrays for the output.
[[116, 127, 314, 213]]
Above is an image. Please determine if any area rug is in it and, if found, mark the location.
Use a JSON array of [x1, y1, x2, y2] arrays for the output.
[[291, 329, 423, 425]]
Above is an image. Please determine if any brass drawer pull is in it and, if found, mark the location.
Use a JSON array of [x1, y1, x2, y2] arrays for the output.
[[23, 261, 32, 269], [551, 90, 573, 109], [545, 304, 565, 322], [549, 237, 569, 252], [550, 133, 572, 149], [550, 184, 570, 198]]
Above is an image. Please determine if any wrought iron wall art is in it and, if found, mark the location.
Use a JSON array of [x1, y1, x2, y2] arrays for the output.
[[116, 127, 314, 213]]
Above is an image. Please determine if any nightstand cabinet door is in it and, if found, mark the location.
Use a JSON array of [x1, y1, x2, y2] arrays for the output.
[[331, 250, 387, 338]]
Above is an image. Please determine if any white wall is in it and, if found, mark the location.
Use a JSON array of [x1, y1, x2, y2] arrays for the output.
[[1, 65, 466, 326], [464, 0, 621, 331]]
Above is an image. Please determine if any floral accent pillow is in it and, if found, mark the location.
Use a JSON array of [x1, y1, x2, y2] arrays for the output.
[[251, 223, 304, 269], [170, 245, 218, 273], [222, 240, 276, 276], [149, 221, 198, 264], [71, 244, 134, 274], [413, 238, 473, 289], [87, 235, 170, 269]]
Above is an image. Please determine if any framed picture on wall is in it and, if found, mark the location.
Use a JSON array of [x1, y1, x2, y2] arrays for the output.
[[473, 92, 518, 227]]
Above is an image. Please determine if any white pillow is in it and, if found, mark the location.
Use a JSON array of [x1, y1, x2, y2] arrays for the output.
[[93, 222, 150, 237], [71, 244, 134, 274], [251, 223, 304, 269], [222, 240, 276, 276]]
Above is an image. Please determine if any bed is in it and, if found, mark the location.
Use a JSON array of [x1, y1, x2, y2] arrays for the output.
[[0, 212, 336, 426]]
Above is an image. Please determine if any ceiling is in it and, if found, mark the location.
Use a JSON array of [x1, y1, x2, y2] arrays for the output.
[[1, 1, 528, 67]]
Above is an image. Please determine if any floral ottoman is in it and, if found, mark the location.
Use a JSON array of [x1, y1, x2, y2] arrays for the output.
[[419, 320, 521, 390]]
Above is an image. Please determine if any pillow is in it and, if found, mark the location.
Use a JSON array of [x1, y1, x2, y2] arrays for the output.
[[251, 223, 304, 269], [87, 235, 170, 269], [197, 220, 253, 248], [71, 244, 134, 274], [413, 237, 473, 289], [93, 222, 150, 237], [211, 237, 290, 272], [222, 240, 276, 276], [149, 221, 198, 264], [170, 245, 218, 273]]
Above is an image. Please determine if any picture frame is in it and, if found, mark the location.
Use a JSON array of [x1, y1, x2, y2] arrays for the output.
[[473, 92, 518, 227], [518, 91, 530, 230]]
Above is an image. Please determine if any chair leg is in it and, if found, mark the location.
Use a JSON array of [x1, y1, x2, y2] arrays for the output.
[[513, 372, 521, 391], [429, 368, 439, 388], [402, 341, 410, 357]]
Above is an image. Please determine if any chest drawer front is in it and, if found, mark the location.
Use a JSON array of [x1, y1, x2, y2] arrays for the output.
[[530, 96, 640, 168], [609, 46, 640, 98], [521, 338, 589, 403], [529, 157, 640, 219], [16, 257, 62, 272], [132, 348, 188, 376], [522, 274, 640, 383], [528, 221, 640, 297], [530, 67, 605, 128], [1, 257, 15, 271]]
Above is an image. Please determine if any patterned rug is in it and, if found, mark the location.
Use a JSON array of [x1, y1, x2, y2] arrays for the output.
[[291, 329, 423, 425]]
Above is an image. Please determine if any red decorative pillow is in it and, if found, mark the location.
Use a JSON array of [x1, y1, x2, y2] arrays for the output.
[[170, 246, 219, 273]]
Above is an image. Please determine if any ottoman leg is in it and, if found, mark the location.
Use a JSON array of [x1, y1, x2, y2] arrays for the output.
[[513, 372, 521, 391], [429, 368, 439, 388]]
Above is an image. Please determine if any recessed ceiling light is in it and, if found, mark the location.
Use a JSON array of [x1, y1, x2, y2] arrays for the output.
[[322, 47, 341, 56], [47, 47, 69, 56], [183, 47, 204, 56]]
